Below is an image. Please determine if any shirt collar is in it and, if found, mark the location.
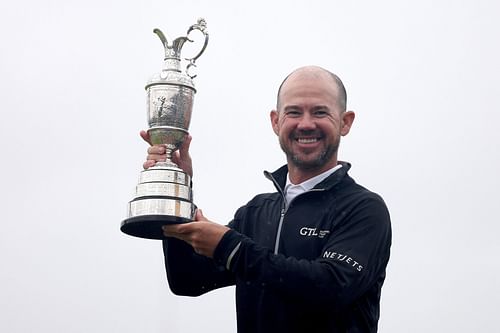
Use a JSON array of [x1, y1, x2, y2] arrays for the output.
[[285, 164, 343, 193]]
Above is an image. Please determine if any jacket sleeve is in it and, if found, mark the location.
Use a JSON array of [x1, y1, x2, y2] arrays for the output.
[[162, 237, 235, 296], [212, 194, 391, 310]]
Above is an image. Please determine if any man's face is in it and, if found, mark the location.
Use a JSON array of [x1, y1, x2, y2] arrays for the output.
[[271, 70, 353, 173]]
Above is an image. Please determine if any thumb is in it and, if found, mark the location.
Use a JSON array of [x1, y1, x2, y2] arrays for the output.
[[178, 135, 192, 156], [140, 130, 152, 146], [195, 208, 208, 221]]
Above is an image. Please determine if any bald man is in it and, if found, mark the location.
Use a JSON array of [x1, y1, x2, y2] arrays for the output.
[[143, 66, 392, 332]]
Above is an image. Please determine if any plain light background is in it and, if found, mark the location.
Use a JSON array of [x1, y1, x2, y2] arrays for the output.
[[1, 0, 499, 332]]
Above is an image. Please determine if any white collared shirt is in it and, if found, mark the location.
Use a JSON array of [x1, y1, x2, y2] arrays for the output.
[[284, 164, 343, 207]]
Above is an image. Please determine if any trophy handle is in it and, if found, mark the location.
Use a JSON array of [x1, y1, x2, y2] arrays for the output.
[[185, 18, 209, 78]]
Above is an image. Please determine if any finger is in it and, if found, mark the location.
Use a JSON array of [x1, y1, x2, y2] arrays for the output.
[[144, 146, 167, 169], [162, 223, 192, 238], [140, 130, 152, 145], [195, 208, 208, 221], [147, 145, 166, 155], [171, 137, 191, 164], [162, 225, 182, 239], [143, 160, 156, 170], [146, 146, 167, 166], [178, 135, 192, 155]]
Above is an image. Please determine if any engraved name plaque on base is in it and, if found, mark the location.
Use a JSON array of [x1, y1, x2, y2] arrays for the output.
[[121, 19, 209, 239]]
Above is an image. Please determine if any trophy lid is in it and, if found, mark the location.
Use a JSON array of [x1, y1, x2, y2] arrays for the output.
[[146, 19, 208, 90]]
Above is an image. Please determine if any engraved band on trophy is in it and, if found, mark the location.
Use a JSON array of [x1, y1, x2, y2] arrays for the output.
[[121, 19, 209, 239]]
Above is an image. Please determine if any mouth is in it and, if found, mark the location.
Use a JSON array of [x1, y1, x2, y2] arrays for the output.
[[293, 131, 323, 145], [296, 137, 320, 144]]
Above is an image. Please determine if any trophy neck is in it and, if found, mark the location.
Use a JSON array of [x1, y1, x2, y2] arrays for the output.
[[154, 144, 181, 170], [162, 58, 182, 73]]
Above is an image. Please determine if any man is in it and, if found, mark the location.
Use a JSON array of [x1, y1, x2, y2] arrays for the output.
[[141, 66, 391, 332]]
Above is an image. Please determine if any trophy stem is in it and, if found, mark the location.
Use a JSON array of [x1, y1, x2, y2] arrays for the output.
[[155, 144, 179, 169], [165, 144, 174, 162]]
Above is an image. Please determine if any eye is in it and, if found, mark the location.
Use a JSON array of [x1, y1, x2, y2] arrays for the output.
[[284, 109, 301, 117], [314, 109, 329, 117]]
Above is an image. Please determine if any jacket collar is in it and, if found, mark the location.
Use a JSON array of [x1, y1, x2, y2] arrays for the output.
[[264, 161, 352, 193]]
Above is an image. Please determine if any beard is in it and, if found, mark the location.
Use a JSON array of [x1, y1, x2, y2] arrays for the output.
[[279, 136, 340, 171]]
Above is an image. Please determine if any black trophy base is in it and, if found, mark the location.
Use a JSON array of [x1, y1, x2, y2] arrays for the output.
[[120, 215, 190, 240]]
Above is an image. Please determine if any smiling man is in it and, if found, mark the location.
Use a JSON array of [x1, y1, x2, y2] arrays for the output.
[[271, 67, 354, 183], [143, 66, 392, 332]]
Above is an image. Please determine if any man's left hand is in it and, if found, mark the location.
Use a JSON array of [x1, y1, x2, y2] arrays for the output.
[[162, 209, 230, 258]]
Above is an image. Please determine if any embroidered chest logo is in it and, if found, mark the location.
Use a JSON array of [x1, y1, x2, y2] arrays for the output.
[[299, 227, 330, 238]]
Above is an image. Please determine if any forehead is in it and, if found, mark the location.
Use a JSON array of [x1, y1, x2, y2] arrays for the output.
[[279, 71, 340, 107]]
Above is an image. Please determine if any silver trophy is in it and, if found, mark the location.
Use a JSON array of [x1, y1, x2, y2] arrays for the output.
[[121, 19, 209, 239]]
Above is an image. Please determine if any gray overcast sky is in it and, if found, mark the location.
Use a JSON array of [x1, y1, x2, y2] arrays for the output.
[[1, 0, 499, 332]]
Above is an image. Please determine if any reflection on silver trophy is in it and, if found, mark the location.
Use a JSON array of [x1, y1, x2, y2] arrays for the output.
[[121, 19, 209, 239]]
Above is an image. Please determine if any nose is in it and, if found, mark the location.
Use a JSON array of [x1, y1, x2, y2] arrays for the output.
[[297, 113, 316, 130]]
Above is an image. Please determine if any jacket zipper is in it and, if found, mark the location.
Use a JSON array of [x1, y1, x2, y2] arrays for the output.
[[273, 207, 286, 254], [265, 167, 342, 255], [264, 171, 288, 255], [273, 188, 325, 254]]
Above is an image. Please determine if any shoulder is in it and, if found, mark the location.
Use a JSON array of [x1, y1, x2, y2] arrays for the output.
[[230, 191, 281, 228], [336, 173, 386, 203], [334, 176, 391, 228], [235, 191, 281, 214], [250, 191, 280, 203]]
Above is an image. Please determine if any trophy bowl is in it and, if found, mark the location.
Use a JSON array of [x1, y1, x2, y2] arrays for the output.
[[148, 126, 188, 148]]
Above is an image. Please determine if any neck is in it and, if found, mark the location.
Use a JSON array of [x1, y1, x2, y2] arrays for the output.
[[287, 159, 339, 184]]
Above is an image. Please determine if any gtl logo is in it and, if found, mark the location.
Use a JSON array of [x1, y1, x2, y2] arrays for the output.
[[299, 227, 330, 238]]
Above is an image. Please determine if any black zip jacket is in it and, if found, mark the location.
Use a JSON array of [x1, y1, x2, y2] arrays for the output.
[[162, 162, 392, 332]]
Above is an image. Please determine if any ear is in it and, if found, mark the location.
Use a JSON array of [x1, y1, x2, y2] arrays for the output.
[[270, 109, 280, 135], [340, 111, 355, 136]]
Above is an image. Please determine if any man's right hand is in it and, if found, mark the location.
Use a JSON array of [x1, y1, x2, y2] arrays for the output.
[[140, 130, 193, 178]]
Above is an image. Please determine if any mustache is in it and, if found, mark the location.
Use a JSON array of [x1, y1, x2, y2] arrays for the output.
[[290, 129, 323, 138]]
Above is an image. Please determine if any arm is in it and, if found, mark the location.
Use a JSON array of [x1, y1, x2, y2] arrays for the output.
[[162, 236, 235, 296], [214, 195, 391, 309], [162, 209, 235, 296], [140, 131, 234, 295]]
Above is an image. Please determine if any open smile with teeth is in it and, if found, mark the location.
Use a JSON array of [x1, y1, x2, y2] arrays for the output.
[[297, 137, 319, 144]]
